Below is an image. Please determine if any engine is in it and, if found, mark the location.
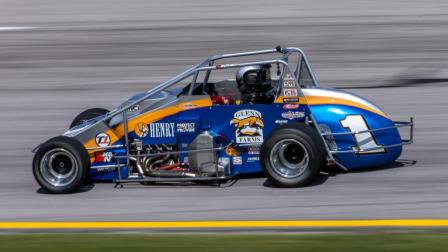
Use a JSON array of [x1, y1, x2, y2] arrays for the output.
[[129, 140, 195, 177], [128, 132, 227, 178]]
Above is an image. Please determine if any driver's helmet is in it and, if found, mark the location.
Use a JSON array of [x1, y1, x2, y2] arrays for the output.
[[236, 64, 271, 93]]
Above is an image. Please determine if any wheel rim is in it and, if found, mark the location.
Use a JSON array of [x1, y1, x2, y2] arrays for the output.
[[39, 148, 79, 187], [269, 139, 309, 178]]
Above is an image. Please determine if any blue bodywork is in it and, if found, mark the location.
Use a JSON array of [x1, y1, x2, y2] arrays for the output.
[[88, 88, 403, 181]]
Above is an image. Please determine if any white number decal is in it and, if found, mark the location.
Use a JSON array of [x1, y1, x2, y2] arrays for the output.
[[340, 115, 385, 154]]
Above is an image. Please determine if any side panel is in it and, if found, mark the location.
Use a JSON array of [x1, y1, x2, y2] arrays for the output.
[[79, 95, 310, 179], [177, 103, 309, 175]]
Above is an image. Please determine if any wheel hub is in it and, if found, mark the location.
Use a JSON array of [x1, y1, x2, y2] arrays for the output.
[[51, 155, 72, 175], [269, 139, 309, 178], [40, 148, 79, 187], [283, 144, 305, 164]]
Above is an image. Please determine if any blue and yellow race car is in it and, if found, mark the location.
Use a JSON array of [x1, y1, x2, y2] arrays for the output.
[[32, 46, 413, 193]]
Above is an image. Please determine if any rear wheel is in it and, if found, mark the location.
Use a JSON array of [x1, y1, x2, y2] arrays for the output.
[[260, 123, 326, 187], [33, 136, 90, 194], [69, 108, 109, 128]]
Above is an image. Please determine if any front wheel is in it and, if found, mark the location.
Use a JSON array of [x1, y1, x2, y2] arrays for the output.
[[33, 136, 90, 194], [260, 123, 326, 187]]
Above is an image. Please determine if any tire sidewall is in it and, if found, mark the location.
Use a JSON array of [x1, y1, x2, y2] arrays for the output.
[[69, 108, 109, 128], [33, 136, 89, 194], [261, 123, 326, 187]]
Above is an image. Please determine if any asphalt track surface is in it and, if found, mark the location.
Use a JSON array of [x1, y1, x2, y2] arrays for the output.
[[0, 0, 448, 222]]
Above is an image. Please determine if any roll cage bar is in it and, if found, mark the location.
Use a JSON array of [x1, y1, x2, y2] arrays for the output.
[[202, 46, 319, 87]]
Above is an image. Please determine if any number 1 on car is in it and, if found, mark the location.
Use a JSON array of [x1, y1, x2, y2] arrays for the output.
[[340, 115, 385, 154]]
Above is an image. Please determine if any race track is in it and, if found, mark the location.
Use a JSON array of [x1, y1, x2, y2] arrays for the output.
[[0, 0, 447, 221]]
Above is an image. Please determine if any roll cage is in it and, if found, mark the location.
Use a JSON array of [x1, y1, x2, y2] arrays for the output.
[[72, 46, 318, 136]]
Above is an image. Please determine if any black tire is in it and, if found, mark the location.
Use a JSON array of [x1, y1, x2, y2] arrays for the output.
[[33, 136, 90, 194], [69, 108, 109, 128], [260, 123, 326, 187]]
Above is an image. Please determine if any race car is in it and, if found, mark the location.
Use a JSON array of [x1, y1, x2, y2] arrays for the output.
[[32, 46, 413, 193]]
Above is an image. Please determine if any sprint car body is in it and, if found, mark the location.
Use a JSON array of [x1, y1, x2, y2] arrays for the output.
[[33, 46, 413, 193]]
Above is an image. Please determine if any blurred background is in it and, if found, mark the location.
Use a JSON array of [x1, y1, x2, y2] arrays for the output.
[[2, 0, 448, 148], [1, 0, 448, 223], [2, 0, 448, 149]]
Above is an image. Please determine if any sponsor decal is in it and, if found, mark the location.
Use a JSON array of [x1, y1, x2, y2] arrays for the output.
[[283, 88, 298, 97], [149, 122, 175, 138], [283, 73, 296, 88], [177, 122, 195, 133], [283, 97, 299, 103], [248, 146, 260, 155], [230, 109, 264, 144], [281, 111, 305, 120], [283, 103, 300, 110], [103, 152, 113, 162], [226, 146, 241, 156], [127, 105, 139, 112], [283, 81, 296, 88], [232, 156, 242, 165], [95, 152, 113, 163], [95, 133, 110, 147], [247, 156, 260, 162], [95, 166, 116, 172], [181, 102, 198, 110], [275, 119, 288, 124], [135, 122, 149, 137]]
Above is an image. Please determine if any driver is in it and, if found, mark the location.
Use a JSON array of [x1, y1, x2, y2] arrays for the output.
[[236, 64, 274, 104]]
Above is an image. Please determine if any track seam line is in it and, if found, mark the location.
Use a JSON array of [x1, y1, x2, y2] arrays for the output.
[[0, 27, 33, 31]]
